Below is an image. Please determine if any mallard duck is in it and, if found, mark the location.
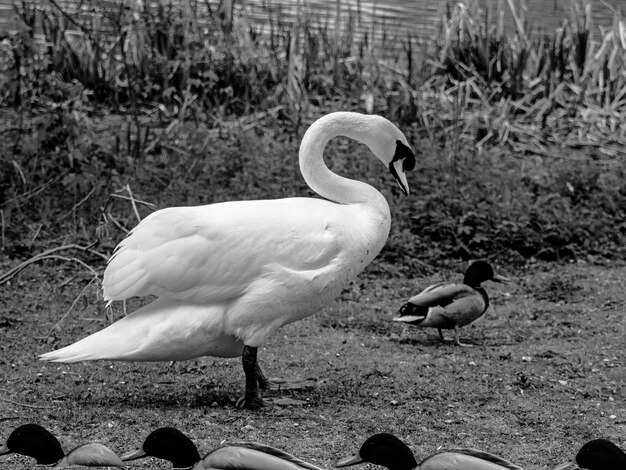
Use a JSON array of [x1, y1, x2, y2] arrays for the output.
[[394, 260, 508, 346], [122, 426, 325, 470], [552, 439, 626, 470], [335, 433, 521, 470], [40, 112, 415, 409], [0, 423, 123, 467]]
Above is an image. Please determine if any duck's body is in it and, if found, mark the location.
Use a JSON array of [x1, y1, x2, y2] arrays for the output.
[[59, 442, 124, 468], [553, 438, 626, 470], [394, 261, 507, 346], [40, 112, 415, 408], [0, 423, 123, 467], [335, 433, 521, 470], [122, 427, 325, 470], [413, 450, 522, 470], [194, 443, 326, 470]]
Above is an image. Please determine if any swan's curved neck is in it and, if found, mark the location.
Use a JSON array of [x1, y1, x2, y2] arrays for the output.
[[299, 113, 384, 205]]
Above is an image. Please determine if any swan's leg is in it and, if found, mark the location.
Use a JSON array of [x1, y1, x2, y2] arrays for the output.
[[453, 325, 470, 347], [237, 345, 265, 409]]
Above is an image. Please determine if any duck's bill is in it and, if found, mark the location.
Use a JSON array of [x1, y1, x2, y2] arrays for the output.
[[0, 441, 9, 456], [389, 160, 410, 196], [121, 447, 147, 461], [551, 461, 577, 470], [334, 453, 364, 467], [492, 273, 510, 283]]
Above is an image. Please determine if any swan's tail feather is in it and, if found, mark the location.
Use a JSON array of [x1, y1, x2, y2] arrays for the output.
[[40, 298, 243, 363], [40, 318, 142, 363], [40, 348, 97, 363]]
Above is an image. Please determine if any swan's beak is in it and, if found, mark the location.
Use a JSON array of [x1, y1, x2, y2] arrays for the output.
[[389, 140, 415, 196], [389, 159, 410, 196], [121, 447, 147, 461], [334, 453, 364, 467], [0, 441, 10, 456]]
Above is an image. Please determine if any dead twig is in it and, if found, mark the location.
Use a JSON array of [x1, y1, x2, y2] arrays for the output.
[[0, 170, 69, 209], [0, 397, 47, 409], [108, 193, 157, 210], [0, 244, 104, 285], [125, 184, 146, 223], [45, 276, 99, 339], [58, 185, 99, 222]]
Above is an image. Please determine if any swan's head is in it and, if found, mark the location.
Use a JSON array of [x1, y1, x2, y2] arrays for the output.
[[364, 116, 415, 196]]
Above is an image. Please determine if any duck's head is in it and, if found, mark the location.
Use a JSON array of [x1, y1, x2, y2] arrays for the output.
[[0, 423, 64, 465], [122, 426, 201, 469], [335, 433, 417, 470], [364, 116, 415, 197], [463, 260, 509, 287], [553, 439, 626, 470], [58, 442, 124, 468]]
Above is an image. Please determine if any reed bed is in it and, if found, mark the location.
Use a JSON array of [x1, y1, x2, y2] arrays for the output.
[[1, 0, 625, 266], [2, 0, 625, 155], [414, 0, 626, 157]]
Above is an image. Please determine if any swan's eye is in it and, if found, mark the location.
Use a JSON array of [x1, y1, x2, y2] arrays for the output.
[[393, 140, 415, 171]]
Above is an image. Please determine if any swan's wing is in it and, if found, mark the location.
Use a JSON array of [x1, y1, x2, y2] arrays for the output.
[[420, 449, 522, 470], [103, 198, 342, 304], [406, 283, 475, 308], [198, 444, 324, 470]]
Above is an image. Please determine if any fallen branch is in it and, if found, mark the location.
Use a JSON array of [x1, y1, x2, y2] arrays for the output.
[[0, 397, 47, 409], [0, 244, 104, 285], [45, 276, 99, 339], [125, 184, 143, 222]]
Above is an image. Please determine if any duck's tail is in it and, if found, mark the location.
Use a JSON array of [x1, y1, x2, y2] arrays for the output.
[[40, 298, 243, 363]]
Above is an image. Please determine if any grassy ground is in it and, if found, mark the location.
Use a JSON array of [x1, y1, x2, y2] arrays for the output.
[[1, 257, 624, 469]]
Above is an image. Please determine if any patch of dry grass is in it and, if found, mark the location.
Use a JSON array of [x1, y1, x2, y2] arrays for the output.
[[0, 260, 624, 469]]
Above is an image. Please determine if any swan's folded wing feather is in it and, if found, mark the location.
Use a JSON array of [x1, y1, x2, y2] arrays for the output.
[[407, 283, 475, 308], [103, 199, 342, 303], [199, 444, 324, 470]]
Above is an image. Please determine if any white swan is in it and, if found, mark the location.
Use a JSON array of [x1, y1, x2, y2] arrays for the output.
[[40, 112, 415, 409]]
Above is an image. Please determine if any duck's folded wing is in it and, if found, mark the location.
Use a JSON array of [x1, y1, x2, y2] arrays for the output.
[[406, 283, 475, 308], [438, 293, 486, 325], [420, 449, 522, 470], [104, 199, 342, 304], [60, 443, 124, 467], [198, 443, 324, 470]]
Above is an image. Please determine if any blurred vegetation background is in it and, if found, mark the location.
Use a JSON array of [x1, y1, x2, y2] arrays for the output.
[[0, 0, 625, 284]]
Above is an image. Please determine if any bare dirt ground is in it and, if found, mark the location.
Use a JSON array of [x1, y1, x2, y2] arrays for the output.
[[0, 260, 624, 469]]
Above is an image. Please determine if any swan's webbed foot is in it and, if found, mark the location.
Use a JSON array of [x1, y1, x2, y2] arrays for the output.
[[235, 393, 266, 410]]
